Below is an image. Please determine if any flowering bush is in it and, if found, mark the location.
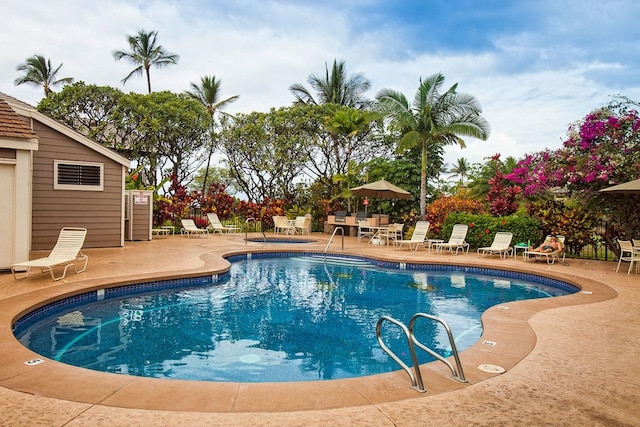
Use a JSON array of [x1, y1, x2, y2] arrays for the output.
[[425, 195, 485, 235], [507, 104, 640, 199], [506, 97, 640, 242], [485, 154, 522, 216]]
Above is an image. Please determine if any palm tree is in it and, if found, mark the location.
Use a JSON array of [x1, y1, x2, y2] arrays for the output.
[[185, 75, 239, 193], [14, 55, 73, 97], [113, 29, 179, 93], [376, 73, 491, 219], [449, 157, 470, 185], [289, 59, 371, 109]]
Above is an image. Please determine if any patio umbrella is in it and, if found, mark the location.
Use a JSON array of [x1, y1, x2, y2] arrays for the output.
[[350, 179, 412, 200], [599, 178, 640, 194]]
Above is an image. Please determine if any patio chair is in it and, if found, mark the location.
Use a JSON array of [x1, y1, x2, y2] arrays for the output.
[[523, 235, 566, 264], [11, 227, 89, 281], [207, 213, 240, 234], [395, 221, 430, 251], [379, 223, 404, 246], [357, 219, 375, 241], [433, 224, 470, 255], [616, 239, 640, 274], [273, 216, 295, 235], [477, 232, 513, 259], [180, 219, 208, 238], [294, 216, 312, 235]]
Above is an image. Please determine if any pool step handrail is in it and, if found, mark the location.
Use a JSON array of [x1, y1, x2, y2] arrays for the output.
[[376, 315, 426, 392], [245, 218, 266, 243], [324, 226, 344, 256], [409, 313, 467, 383], [376, 313, 467, 392]]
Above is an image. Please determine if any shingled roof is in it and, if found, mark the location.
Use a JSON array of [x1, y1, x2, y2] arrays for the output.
[[0, 91, 129, 166], [0, 98, 38, 140]]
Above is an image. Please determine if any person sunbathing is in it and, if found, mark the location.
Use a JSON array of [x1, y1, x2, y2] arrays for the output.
[[529, 235, 562, 253]]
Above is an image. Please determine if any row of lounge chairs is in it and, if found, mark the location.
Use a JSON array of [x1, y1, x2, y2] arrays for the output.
[[390, 223, 567, 264], [180, 213, 241, 238]]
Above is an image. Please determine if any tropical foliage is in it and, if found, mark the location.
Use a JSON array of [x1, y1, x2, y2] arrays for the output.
[[376, 73, 491, 219], [507, 96, 640, 241], [185, 75, 239, 193], [14, 55, 73, 97], [424, 195, 485, 235], [289, 59, 371, 109], [112, 29, 179, 93]]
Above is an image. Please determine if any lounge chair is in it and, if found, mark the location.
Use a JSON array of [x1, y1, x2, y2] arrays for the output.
[[294, 216, 312, 235], [616, 239, 639, 274], [180, 219, 208, 238], [523, 235, 566, 264], [207, 213, 241, 234], [273, 216, 295, 235], [11, 227, 88, 281], [477, 232, 513, 259], [395, 221, 430, 251], [433, 224, 470, 255]]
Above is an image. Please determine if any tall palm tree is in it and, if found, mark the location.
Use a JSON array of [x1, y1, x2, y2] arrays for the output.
[[185, 75, 239, 193], [449, 157, 470, 185], [376, 73, 491, 219], [113, 29, 179, 93], [289, 59, 371, 109], [14, 55, 73, 97]]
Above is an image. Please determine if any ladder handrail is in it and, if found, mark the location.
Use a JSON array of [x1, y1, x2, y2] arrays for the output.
[[409, 313, 467, 383], [324, 226, 344, 254], [376, 313, 467, 392], [244, 218, 266, 243], [376, 316, 426, 392]]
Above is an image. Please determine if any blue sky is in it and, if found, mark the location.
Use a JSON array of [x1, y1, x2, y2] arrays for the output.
[[1, 0, 638, 168]]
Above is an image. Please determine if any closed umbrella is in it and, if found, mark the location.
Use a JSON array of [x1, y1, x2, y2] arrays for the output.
[[599, 178, 640, 194], [350, 179, 412, 200]]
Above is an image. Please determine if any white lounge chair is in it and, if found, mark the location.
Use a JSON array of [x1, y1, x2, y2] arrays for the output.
[[181, 219, 208, 238], [523, 235, 566, 264], [434, 224, 469, 255], [395, 221, 430, 251], [477, 232, 513, 259], [11, 227, 89, 281], [207, 213, 240, 234]]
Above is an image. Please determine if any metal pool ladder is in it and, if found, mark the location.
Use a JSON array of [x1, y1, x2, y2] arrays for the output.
[[324, 226, 344, 256], [376, 313, 467, 392], [245, 218, 266, 243]]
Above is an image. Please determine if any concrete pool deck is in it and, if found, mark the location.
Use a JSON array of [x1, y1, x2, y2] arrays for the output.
[[0, 232, 638, 426]]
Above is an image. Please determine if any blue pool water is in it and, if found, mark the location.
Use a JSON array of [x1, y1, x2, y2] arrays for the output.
[[14, 255, 577, 383]]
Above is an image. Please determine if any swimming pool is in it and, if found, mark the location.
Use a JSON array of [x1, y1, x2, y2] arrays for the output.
[[13, 254, 577, 383]]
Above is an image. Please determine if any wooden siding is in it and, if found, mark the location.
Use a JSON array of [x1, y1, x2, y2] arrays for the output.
[[30, 120, 124, 250]]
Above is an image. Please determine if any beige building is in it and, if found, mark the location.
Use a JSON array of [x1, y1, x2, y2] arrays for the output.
[[0, 93, 131, 270]]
